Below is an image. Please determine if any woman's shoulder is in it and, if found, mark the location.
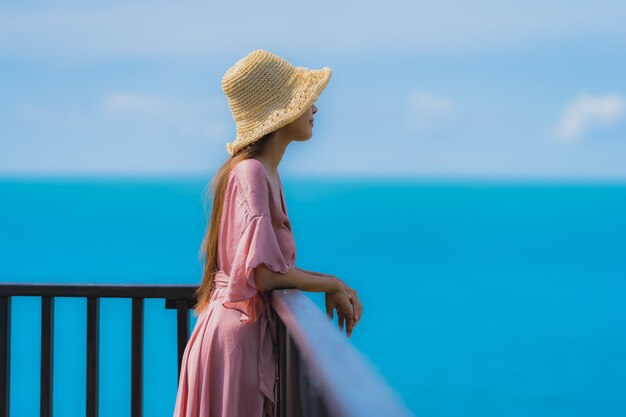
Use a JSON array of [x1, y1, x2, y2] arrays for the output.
[[230, 158, 271, 216], [231, 158, 266, 183]]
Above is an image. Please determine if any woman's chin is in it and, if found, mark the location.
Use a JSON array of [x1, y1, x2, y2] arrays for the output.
[[295, 131, 314, 142]]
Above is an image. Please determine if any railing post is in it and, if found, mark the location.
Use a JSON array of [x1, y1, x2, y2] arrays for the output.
[[277, 316, 286, 417], [175, 299, 189, 380], [285, 329, 303, 416], [301, 355, 329, 417], [299, 350, 310, 417], [41, 296, 54, 417], [86, 297, 99, 417], [0, 296, 10, 417], [131, 298, 144, 417]]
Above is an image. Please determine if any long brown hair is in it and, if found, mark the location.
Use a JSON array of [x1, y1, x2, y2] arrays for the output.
[[193, 130, 278, 315]]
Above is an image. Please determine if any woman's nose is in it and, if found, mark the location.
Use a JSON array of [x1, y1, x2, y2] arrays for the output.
[[312, 104, 318, 114]]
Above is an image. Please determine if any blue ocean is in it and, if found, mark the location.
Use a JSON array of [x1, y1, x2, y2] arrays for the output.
[[1, 177, 625, 417]]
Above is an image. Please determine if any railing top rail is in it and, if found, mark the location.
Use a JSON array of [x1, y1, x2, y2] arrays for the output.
[[271, 289, 416, 417], [0, 282, 198, 299]]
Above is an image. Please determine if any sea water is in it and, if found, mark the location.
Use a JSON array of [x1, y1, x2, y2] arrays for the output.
[[1, 177, 625, 417]]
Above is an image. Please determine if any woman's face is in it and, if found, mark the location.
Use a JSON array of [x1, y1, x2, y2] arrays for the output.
[[279, 104, 318, 141]]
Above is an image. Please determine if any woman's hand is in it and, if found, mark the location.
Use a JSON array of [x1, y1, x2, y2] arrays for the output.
[[339, 281, 362, 325], [294, 267, 363, 336], [324, 278, 356, 337], [324, 275, 362, 326]]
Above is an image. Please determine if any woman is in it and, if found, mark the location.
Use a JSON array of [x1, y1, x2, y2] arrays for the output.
[[173, 50, 363, 417]]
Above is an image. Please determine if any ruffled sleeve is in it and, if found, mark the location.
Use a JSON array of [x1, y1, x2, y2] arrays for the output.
[[221, 160, 290, 324]]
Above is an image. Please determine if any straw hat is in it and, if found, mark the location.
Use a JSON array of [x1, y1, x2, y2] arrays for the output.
[[221, 49, 332, 157]]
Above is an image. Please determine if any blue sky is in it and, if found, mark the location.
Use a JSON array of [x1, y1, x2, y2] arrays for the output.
[[1, 0, 625, 179]]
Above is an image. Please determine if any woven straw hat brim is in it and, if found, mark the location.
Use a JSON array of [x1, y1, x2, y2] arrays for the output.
[[225, 66, 332, 157]]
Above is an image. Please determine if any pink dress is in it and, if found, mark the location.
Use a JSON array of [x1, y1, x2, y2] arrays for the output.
[[173, 158, 296, 417]]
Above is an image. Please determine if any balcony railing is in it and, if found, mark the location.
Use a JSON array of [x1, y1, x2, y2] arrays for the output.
[[0, 283, 415, 417]]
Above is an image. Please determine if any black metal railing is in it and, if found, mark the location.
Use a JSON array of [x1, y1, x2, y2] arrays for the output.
[[1, 283, 415, 417], [0, 283, 197, 417], [271, 289, 415, 417]]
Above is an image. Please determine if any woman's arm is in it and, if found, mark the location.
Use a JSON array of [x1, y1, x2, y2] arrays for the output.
[[296, 266, 352, 290], [254, 264, 339, 293], [255, 264, 356, 336], [294, 265, 330, 278], [293, 266, 362, 324]]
